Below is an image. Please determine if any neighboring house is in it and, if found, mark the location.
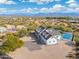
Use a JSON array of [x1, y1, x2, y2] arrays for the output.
[[5, 24, 16, 30], [67, 19, 79, 23], [0, 27, 7, 37], [5, 24, 16, 32], [35, 26, 62, 45], [16, 25, 26, 30], [0, 27, 7, 33]]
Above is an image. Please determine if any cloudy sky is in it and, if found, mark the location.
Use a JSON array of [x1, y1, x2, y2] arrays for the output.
[[0, 0, 79, 16]]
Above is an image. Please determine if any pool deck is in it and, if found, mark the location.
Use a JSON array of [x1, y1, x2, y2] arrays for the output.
[[8, 36, 74, 59]]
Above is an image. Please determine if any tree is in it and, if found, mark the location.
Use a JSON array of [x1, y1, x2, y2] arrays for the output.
[[74, 37, 79, 46], [16, 29, 28, 37], [1, 33, 24, 53]]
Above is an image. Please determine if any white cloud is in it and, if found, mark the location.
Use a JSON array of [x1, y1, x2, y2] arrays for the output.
[[21, 7, 51, 14], [0, 8, 19, 14], [68, 3, 78, 8], [0, 0, 7, 4], [40, 8, 49, 13], [19, 4, 66, 14], [20, 8, 39, 14], [0, 8, 9, 14], [71, 8, 79, 13], [66, 0, 78, 8], [75, 8, 79, 11], [54, 0, 61, 2], [1, 2, 79, 15], [25, 8, 33, 13], [21, 8, 33, 13], [20, 0, 54, 4], [52, 4, 65, 11], [0, 8, 8, 12], [0, 0, 16, 4], [5, 1, 16, 4], [19, 0, 26, 2], [20, 0, 61, 4], [66, 0, 76, 4]]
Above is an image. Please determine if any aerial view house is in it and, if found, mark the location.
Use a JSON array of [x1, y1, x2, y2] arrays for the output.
[[35, 26, 62, 45], [35, 26, 73, 45]]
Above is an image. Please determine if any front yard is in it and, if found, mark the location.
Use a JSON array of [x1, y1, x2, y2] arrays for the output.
[[8, 36, 74, 59]]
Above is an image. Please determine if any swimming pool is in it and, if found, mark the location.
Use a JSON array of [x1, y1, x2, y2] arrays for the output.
[[62, 33, 73, 41]]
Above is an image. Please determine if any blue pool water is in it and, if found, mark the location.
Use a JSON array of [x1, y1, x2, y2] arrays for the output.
[[62, 33, 73, 41]]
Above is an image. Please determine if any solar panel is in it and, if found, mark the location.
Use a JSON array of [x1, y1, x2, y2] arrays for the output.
[[41, 31, 52, 40], [35, 26, 45, 33]]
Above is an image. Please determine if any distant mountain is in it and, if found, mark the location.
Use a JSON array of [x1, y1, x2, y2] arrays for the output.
[[29, 13, 79, 17], [0, 13, 79, 17]]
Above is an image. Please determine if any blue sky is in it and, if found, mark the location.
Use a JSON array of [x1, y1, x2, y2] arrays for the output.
[[0, 0, 79, 16]]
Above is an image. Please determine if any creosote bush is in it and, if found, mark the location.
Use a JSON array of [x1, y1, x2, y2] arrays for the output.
[[0, 33, 24, 53]]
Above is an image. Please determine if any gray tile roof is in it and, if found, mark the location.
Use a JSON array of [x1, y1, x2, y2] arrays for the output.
[[35, 26, 45, 33], [41, 31, 52, 40]]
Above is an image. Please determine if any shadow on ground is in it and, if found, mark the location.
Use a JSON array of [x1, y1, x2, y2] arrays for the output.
[[65, 41, 74, 47], [66, 52, 75, 59], [24, 41, 42, 51], [23, 32, 43, 51], [29, 32, 44, 45], [0, 52, 12, 59]]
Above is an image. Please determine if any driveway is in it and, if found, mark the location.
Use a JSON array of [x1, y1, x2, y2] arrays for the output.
[[9, 36, 74, 59], [24, 41, 42, 51]]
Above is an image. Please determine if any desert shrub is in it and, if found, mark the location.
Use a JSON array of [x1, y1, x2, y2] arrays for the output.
[[54, 25, 72, 32], [1, 33, 24, 53], [74, 37, 79, 43], [16, 29, 28, 37]]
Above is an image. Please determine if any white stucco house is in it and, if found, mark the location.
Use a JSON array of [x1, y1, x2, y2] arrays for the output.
[[35, 26, 62, 45], [0, 27, 7, 33], [16, 25, 26, 30], [45, 29, 61, 45], [5, 24, 17, 33], [5, 24, 16, 31]]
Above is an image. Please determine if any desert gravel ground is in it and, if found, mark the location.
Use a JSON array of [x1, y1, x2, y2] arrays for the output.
[[9, 37, 74, 59]]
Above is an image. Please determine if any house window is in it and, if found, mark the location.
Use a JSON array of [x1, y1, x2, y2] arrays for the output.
[[53, 40, 55, 42], [49, 41, 51, 43]]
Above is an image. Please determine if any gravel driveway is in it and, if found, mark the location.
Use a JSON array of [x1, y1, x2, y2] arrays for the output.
[[9, 36, 74, 59]]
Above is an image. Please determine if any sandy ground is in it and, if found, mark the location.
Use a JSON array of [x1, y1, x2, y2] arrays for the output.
[[9, 37, 74, 59]]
